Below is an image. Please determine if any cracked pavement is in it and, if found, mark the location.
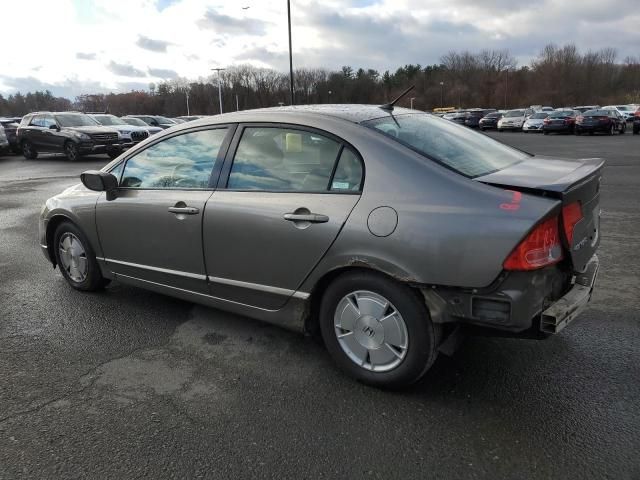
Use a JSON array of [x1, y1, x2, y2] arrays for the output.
[[1, 134, 639, 479]]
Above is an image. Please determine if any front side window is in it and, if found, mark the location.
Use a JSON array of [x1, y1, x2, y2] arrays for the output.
[[363, 113, 527, 178], [56, 114, 99, 127], [227, 127, 342, 191], [120, 128, 228, 189], [29, 115, 44, 127]]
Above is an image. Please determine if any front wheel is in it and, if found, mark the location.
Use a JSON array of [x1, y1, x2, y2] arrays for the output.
[[53, 221, 109, 291], [608, 125, 615, 136], [320, 271, 440, 389], [64, 141, 82, 161], [620, 124, 626, 134], [22, 140, 38, 159]]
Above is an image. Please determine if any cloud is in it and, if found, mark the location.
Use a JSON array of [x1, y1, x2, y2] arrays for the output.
[[106, 61, 147, 78], [197, 9, 269, 36], [136, 35, 172, 53], [148, 68, 179, 79], [76, 52, 96, 60]]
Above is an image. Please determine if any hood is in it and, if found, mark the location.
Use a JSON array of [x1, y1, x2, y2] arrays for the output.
[[64, 126, 119, 135]]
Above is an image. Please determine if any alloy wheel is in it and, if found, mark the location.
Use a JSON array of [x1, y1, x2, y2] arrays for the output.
[[58, 232, 88, 283], [334, 290, 408, 372]]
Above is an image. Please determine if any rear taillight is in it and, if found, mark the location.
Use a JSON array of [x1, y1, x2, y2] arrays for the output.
[[503, 216, 564, 271], [562, 201, 583, 244]]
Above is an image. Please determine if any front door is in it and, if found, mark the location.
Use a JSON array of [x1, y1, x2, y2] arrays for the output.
[[203, 125, 364, 309], [96, 126, 232, 293]]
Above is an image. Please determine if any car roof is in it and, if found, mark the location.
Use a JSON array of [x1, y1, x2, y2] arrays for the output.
[[234, 104, 417, 124]]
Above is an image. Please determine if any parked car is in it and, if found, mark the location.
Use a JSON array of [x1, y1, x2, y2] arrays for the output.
[[575, 109, 626, 135], [543, 110, 578, 135], [573, 105, 600, 114], [497, 109, 529, 131], [478, 112, 503, 131], [124, 115, 176, 129], [171, 118, 187, 124], [90, 114, 150, 148], [443, 110, 468, 125], [0, 125, 9, 154], [633, 107, 640, 135], [522, 112, 549, 133], [17, 111, 122, 161], [602, 105, 636, 122], [120, 116, 163, 135], [0, 117, 22, 153], [39, 105, 602, 388], [464, 109, 496, 129], [176, 115, 209, 122]]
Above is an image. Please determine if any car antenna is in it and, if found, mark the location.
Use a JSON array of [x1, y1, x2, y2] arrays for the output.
[[380, 85, 415, 111]]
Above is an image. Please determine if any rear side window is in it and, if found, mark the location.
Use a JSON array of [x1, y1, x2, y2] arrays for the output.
[[29, 115, 44, 127], [227, 127, 342, 191], [120, 128, 228, 189], [364, 113, 527, 178]]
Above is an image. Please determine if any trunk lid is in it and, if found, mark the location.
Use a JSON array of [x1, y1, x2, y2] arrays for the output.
[[475, 156, 604, 272]]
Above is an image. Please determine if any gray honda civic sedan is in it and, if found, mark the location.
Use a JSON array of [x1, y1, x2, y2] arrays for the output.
[[39, 104, 602, 388]]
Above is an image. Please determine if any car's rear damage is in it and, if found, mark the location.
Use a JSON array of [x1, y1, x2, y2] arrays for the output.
[[420, 156, 603, 338]]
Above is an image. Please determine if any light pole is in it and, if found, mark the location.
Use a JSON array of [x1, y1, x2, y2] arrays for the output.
[[410, 97, 415, 110], [235, 94, 239, 111], [504, 68, 509, 109], [287, 0, 294, 105], [211, 68, 226, 114], [439, 81, 444, 107], [185, 90, 190, 116]]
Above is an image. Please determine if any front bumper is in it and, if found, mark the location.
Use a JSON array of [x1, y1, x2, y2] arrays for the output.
[[498, 123, 522, 130], [78, 142, 122, 154], [543, 124, 573, 132], [523, 124, 543, 131]]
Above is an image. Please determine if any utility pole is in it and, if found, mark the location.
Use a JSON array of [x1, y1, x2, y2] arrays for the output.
[[236, 94, 239, 111], [504, 69, 508, 109], [211, 68, 226, 114], [287, 0, 294, 105], [186, 90, 190, 116]]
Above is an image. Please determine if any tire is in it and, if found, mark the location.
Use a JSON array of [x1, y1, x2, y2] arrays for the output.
[[64, 141, 82, 162], [319, 271, 440, 389], [53, 221, 109, 291], [634, 128, 639, 135], [620, 124, 626, 134], [608, 125, 614, 136], [543, 130, 549, 135], [575, 129, 581, 136], [22, 140, 38, 159], [498, 129, 503, 132]]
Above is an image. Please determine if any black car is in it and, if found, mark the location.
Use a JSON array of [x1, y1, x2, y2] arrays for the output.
[[478, 112, 504, 131], [0, 117, 22, 153], [123, 115, 177, 129], [443, 110, 468, 125], [17, 112, 122, 161], [464, 109, 496, 128], [575, 109, 626, 135], [633, 108, 639, 135], [543, 110, 578, 135]]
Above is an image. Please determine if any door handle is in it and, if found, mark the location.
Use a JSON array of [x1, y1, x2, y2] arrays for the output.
[[168, 206, 200, 215], [283, 213, 329, 223]]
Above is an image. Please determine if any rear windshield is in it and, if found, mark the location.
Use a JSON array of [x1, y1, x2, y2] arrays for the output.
[[363, 113, 527, 178], [549, 111, 575, 118], [583, 110, 609, 116]]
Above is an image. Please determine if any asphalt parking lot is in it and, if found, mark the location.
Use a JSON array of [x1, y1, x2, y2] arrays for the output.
[[1, 130, 638, 479]]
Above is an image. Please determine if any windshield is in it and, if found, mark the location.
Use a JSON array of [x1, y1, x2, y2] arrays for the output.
[[55, 114, 100, 127], [485, 113, 501, 118], [92, 114, 125, 126], [123, 117, 147, 126], [504, 110, 525, 118], [530, 113, 548, 119], [155, 116, 175, 124], [363, 113, 527, 178]]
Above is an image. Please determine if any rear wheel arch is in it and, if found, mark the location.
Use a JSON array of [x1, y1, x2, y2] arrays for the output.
[[303, 265, 426, 338]]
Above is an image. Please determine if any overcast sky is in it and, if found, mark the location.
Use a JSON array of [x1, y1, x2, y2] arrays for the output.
[[1, 0, 639, 98]]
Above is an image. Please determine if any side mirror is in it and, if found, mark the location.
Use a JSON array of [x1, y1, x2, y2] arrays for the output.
[[81, 170, 118, 199], [49, 124, 59, 130]]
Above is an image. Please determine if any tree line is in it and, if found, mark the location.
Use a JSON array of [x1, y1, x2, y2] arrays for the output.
[[1, 44, 639, 118]]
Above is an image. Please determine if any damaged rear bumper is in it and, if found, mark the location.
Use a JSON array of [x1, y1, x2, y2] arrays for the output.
[[421, 254, 599, 336]]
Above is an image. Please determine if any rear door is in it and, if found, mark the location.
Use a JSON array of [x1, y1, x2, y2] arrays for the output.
[[96, 126, 233, 293], [203, 124, 364, 309]]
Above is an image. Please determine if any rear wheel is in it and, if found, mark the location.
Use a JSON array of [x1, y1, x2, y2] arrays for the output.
[[620, 123, 626, 134], [320, 271, 440, 389], [53, 221, 109, 291], [608, 124, 614, 136], [64, 141, 82, 161], [22, 140, 38, 159]]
